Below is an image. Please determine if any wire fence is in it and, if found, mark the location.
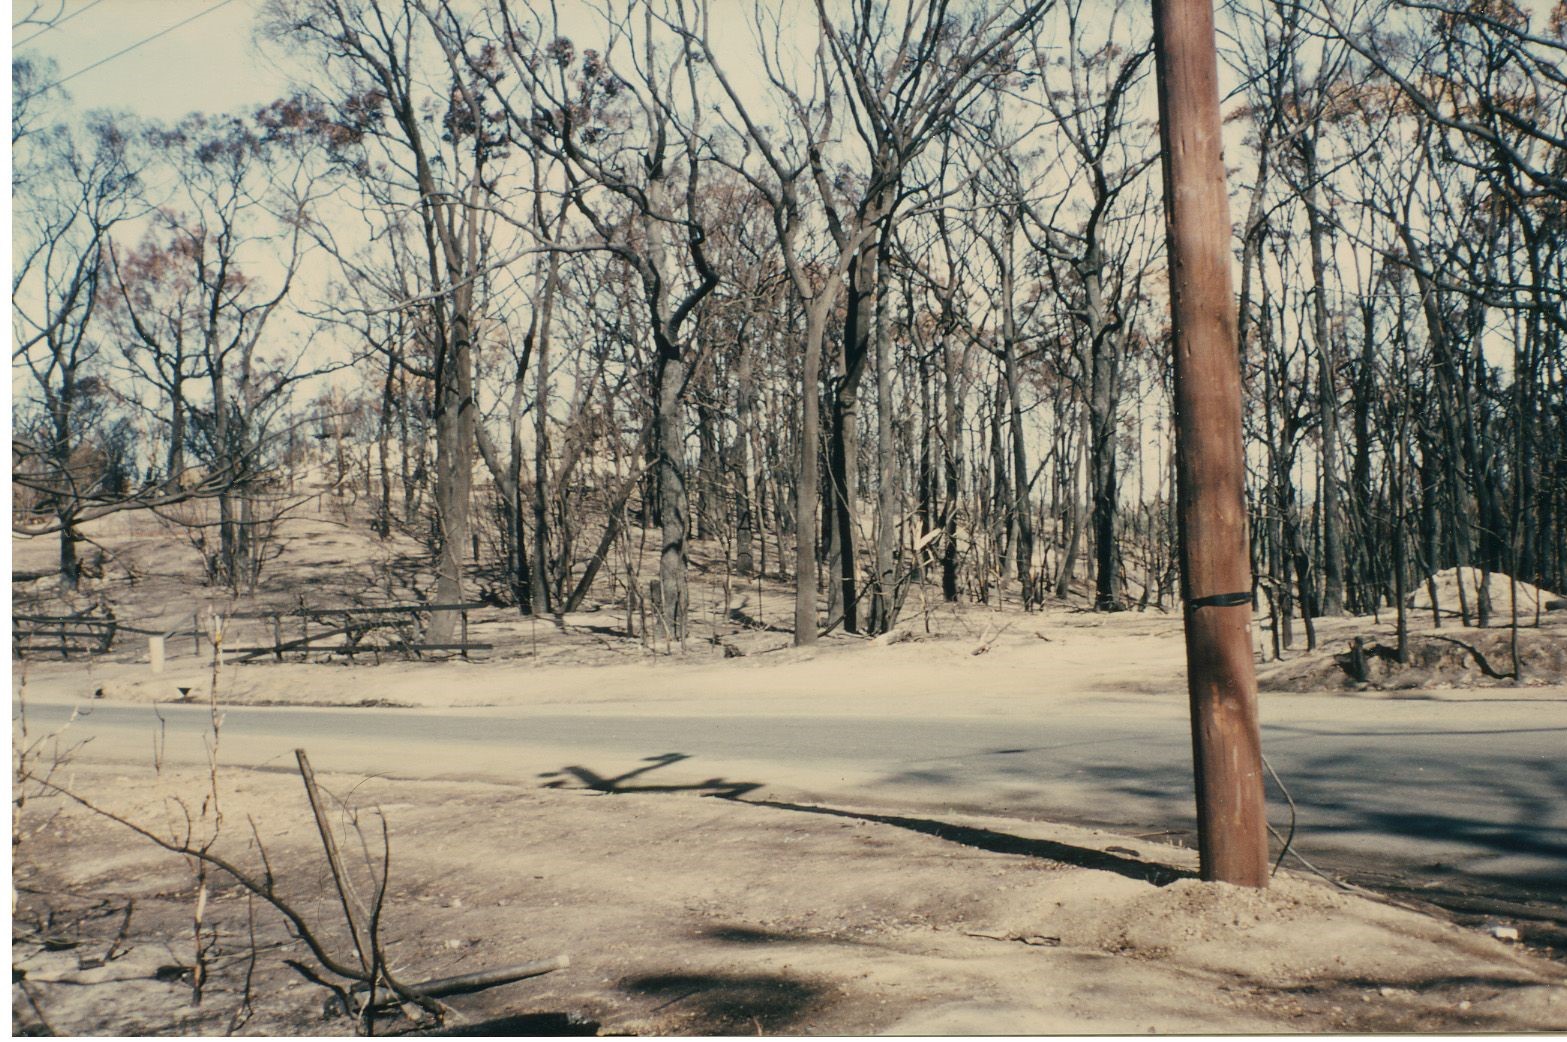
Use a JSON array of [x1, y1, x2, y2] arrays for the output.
[[11, 602, 491, 663]]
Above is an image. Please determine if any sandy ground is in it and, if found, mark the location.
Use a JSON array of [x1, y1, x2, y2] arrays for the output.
[[14, 493, 1567, 1034], [14, 597, 1567, 718], [13, 760, 1567, 1036]]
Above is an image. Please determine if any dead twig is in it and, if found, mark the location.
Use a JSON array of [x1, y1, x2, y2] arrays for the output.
[[17, 978, 58, 1035], [102, 899, 135, 964], [25, 777, 409, 1012], [295, 750, 373, 978], [963, 930, 1062, 947], [226, 893, 260, 1034]]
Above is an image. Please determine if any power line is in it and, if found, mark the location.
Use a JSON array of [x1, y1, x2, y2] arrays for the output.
[[18, 0, 242, 101], [14, 0, 109, 48]]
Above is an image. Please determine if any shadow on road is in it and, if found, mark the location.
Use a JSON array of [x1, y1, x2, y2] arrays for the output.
[[539, 752, 762, 798], [730, 796, 1190, 886], [537, 745, 1567, 952], [541, 754, 1190, 886], [946, 741, 1567, 951]]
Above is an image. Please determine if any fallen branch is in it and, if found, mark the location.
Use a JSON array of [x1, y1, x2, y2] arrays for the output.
[[963, 931, 1061, 947], [350, 956, 570, 999]]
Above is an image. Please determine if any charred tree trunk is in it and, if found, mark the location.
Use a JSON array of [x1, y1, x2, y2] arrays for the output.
[[917, 350, 935, 550], [830, 244, 877, 633], [696, 361, 721, 542], [211, 369, 243, 591], [524, 239, 566, 617], [941, 334, 964, 602], [1089, 332, 1121, 611], [795, 301, 831, 644], [1056, 411, 1088, 600], [1303, 156, 1344, 616], [1350, 299, 1377, 613], [168, 377, 187, 486], [428, 310, 475, 644], [735, 338, 756, 576], [58, 519, 80, 592], [508, 459, 532, 614], [1003, 310, 1034, 602], [990, 368, 1012, 596], [654, 351, 689, 641], [869, 246, 899, 634], [376, 362, 395, 540], [44, 369, 83, 591]]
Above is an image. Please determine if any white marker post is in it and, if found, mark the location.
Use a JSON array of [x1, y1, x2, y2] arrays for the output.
[[148, 635, 165, 674]]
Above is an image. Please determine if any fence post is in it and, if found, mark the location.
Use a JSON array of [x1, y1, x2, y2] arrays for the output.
[[460, 608, 469, 660], [639, 583, 648, 646], [193, 610, 201, 658], [272, 614, 283, 662], [648, 580, 664, 643], [149, 636, 165, 674]]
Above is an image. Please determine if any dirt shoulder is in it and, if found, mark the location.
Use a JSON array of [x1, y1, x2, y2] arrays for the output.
[[13, 762, 1567, 1036], [16, 605, 1567, 718]]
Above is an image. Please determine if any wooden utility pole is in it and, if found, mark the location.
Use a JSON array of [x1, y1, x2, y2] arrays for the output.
[[1152, 0, 1270, 887]]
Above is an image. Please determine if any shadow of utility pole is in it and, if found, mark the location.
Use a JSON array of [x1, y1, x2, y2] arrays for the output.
[[540, 753, 1189, 887], [540, 753, 763, 799]]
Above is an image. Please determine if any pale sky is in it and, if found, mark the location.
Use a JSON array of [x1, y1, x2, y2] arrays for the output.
[[11, 0, 795, 123], [14, 0, 292, 122]]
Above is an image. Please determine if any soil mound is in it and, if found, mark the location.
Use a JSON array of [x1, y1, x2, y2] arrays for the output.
[[1257, 621, 1567, 693], [1408, 566, 1560, 618]]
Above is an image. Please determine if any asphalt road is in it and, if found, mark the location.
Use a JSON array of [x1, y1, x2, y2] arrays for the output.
[[17, 691, 1567, 925]]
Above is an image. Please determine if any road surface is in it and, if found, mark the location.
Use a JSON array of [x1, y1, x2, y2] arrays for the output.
[[16, 690, 1567, 930]]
